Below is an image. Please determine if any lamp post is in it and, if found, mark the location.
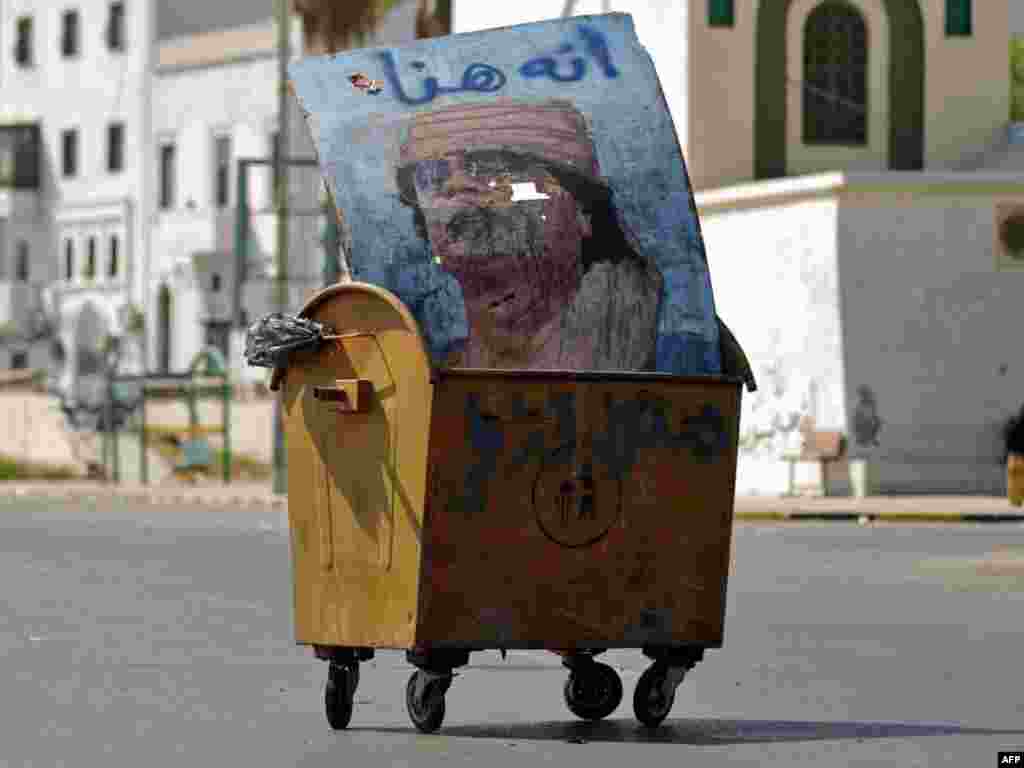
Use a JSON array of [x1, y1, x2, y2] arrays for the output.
[[272, 0, 291, 495]]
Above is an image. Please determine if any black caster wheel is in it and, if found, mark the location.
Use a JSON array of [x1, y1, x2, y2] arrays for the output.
[[563, 661, 623, 721], [406, 670, 450, 734], [325, 663, 359, 730], [633, 663, 676, 728]]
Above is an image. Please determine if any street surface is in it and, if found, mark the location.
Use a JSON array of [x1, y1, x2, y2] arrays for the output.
[[2, 495, 1023, 767]]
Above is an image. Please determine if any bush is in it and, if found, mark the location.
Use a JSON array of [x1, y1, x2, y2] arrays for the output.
[[0, 454, 80, 481]]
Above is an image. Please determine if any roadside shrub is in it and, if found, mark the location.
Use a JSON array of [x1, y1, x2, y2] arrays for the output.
[[0, 454, 79, 481]]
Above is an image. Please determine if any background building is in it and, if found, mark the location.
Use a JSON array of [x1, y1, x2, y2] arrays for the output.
[[456, 0, 1024, 496], [0, 0, 1020, 495], [0, 0, 154, 405], [0, 0, 446, 406]]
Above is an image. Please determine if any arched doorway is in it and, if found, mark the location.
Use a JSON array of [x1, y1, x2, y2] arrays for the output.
[[157, 284, 172, 373], [755, 0, 923, 178]]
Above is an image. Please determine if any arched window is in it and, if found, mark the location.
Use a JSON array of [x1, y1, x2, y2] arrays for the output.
[[15, 241, 29, 282], [108, 235, 119, 278], [85, 236, 97, 279], [64, 238, 74, 280], [803, 2, 868, 146]]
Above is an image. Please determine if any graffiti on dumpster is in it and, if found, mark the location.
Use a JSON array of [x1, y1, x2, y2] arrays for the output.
[[289, 13, 723, 376], [445, 389, 728, 528]]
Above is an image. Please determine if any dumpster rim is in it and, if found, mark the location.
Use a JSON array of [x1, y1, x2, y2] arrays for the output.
[[433, 367, 746, 387], [270, 281, 433, 392]]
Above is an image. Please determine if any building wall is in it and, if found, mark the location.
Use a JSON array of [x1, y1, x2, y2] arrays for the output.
[[685, 0, 756, 190], [698, 172, 1024, 495], [923, 0, 1011, 169], [0, 191, 51, 317], [697, 180, 846, 494], [688, 0, 1010, 190], [156, 0, 271, 41], [0, 0, 154, 395], [0, 0, 151, 255], [153, 39, 325, 376], [836, 177, 1024, 494]]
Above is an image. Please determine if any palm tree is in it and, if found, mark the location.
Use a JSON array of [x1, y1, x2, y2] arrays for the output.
[[293, 0, 451, 54]]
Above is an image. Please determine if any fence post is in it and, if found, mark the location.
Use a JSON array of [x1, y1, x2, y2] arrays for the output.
[[223, 376, 231, 485], [140, 383, 148, 485]]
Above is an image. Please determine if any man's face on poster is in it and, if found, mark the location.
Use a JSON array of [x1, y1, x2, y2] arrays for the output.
[[407, 150, 594, 355]]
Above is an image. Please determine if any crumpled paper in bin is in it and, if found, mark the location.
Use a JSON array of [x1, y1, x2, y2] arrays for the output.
[[244, 313, 333, 369]]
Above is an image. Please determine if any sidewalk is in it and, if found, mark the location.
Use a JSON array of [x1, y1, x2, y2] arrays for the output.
[[2, 480, 1022, 522], [0, 481, 286, 509]]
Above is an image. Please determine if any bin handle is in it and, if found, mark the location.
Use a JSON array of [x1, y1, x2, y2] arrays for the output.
[[313, 379, 374, 413], [269, 333, 379, 392]]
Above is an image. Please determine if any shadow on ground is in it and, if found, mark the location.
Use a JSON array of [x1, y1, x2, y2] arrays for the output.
[[362, 718, 1024, 745]]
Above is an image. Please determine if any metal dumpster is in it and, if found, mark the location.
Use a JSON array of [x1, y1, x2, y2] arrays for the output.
[[276, 11, 757, 732], [272, 281, 751, 732]]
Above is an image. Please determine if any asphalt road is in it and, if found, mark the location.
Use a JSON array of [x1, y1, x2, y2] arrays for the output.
[[2, 496, 1023, 768]]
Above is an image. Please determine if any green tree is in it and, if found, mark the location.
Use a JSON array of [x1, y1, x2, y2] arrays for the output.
[[293, 0, 451, 54]]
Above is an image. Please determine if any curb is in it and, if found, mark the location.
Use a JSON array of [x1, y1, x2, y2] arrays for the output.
[[734, 511, 1024, 524]]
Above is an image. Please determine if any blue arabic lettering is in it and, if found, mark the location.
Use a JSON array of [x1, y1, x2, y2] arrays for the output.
[[378, 51, 507, 106], [520, 25, 619, 83], [519, 54, 586, 82], [379, 24, 617, 106], [459, 62, 507, 92], [577, 24, 619, 79]]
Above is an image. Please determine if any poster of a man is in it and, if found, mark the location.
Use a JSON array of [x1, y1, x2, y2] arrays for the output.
[[289, 13, 724, 377], [396, 100, 663, 370]]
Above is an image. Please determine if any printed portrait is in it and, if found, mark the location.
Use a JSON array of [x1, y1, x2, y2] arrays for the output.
[[396, 100, 663, 371], [289, 13, 723, 376]]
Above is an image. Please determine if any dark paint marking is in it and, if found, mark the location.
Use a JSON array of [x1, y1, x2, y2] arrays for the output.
[[457, 389, 727, 517]]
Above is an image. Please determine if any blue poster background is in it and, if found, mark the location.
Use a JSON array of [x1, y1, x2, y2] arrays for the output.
[[289, 13, 721, 375]]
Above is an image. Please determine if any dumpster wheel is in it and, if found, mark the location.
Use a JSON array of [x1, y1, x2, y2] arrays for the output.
[[633, 662, 679, 728], [563, 661, 623, 721], [406, 670, 451, 733], [325, 663, 359, 730]]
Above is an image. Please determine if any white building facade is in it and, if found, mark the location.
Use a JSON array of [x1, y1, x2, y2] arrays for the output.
[[150, 18, 318, 384], [3, 0, 1019, 495], [0, 0, 424, 400], [0, 0, 154, 401], [454, 0, 1024, 496]]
